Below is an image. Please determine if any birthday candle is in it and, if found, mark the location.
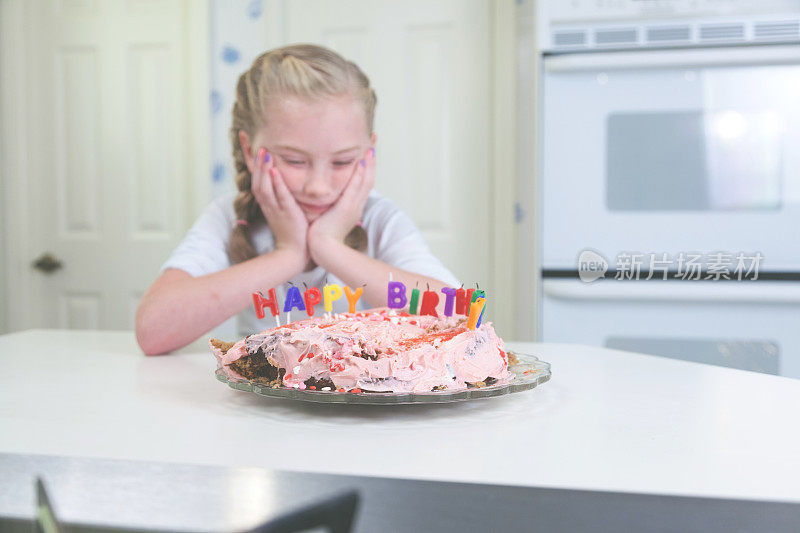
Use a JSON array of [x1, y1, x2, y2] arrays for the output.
[[387, 281, 407, 308], [440, 288, 456, 317], [252, 289, 279, 319], [409, 286, 420, 315], [283, 286, 306, 313], [344, 286, 363, 313], [303, 287, 322, 317], [467, 297, 486, 330], [455, 288, 475, 315], [419, 288, 439, 317], [323, 283, 343, 313], [470, 289, 487, 328]]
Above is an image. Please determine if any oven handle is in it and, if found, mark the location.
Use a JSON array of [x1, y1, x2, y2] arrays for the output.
[[542, 279, 800, 304], [544, 44, 800, 72]]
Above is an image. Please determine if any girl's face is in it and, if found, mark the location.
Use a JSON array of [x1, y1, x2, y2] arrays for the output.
[[254, 94, 374, 222]]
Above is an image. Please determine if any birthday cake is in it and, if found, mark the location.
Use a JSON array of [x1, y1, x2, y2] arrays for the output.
[[210, 306, 515, 394]]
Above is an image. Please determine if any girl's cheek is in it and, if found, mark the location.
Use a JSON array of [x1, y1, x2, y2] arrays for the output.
[[333, 166, 354, 190], [278, 166, 306, 193]]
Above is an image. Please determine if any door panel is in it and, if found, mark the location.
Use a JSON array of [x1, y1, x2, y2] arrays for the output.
[[280, 0, 492, 287]]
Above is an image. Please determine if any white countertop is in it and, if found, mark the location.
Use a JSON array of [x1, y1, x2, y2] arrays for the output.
[[2, 329, 800, 503]]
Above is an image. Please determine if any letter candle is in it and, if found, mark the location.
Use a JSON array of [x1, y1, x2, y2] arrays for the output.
[[252, 289, 281, 327], [283, 286, 306, 313], [469, 289, 487, 328], [409, 283, 420, 315], [387, 281, 407, 308], [467, 297, 486, 330], [344, 285, 364, 313], [303, 286, 322, 317], [455, 287, 475, 315], [323, 283, 343, 317], [419, 284, 439, 317], [440, 287, 457, 317]]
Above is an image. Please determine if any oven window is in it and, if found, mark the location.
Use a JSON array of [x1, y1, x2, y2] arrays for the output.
[[606, 109, 783, 211]]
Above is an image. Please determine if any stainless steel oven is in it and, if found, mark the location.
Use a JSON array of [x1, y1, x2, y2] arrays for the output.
[[535, 0, 800, 377]]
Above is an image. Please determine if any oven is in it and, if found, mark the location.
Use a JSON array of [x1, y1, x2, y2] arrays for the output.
[[535, 1, 800, 377]]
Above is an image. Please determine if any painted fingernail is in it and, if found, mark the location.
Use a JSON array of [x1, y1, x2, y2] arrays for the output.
[[360, 159, 366, 167], [257, 148, 266, 161], [369, 147, 375, 158], [269, 167, 277, 178], [264, 152, 270, 163]]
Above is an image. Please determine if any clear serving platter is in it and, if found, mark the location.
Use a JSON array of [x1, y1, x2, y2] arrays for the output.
[[214, 351, 551, 405]]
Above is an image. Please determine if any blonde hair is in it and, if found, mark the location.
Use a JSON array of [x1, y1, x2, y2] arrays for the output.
[[228, 44, 376, 264]]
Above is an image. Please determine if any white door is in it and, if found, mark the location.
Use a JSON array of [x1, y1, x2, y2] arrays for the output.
[[2, 0, 207, 331], [265, 0, 492, 289]]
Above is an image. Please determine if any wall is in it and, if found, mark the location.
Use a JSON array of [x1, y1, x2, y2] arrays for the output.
[[209, 0, 268, 200]]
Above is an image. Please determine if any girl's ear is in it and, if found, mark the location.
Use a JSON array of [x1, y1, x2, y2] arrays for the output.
[[239, 130, 254, 173]]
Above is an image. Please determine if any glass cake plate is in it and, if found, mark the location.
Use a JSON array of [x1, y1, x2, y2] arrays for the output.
[[214, 351, 551, 405]]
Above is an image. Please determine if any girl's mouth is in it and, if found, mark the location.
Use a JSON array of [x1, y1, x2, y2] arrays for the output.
[[297, 201, 333, 213]]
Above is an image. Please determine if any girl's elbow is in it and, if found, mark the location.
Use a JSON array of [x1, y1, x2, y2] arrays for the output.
[[135, 305, 170, 356], [136, 326, 166, 356]]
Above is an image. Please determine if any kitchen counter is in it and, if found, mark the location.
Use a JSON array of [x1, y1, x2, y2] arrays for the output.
[[4, 453, 800, 532], [2, 329, 800, 503]]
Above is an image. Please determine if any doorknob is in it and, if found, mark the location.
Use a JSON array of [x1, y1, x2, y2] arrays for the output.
[[32, 252, 63, 273]]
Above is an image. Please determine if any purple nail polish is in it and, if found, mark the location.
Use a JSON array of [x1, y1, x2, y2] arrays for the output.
[[264, 153, 270, 163], [360, 158, 366, 167], [370, 147, 375, 158]]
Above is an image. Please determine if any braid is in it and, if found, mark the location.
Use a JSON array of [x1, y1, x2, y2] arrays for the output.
[[227, 72, 262, 264]]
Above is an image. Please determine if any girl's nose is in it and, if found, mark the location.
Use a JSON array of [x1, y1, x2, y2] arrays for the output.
[[302, 167, 332, 198]]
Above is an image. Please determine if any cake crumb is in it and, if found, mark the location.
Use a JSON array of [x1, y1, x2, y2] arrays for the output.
[[210, 338, 235, 355]]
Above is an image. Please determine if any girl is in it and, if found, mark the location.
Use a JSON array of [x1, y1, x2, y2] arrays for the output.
[[135, 44, 458, 355]]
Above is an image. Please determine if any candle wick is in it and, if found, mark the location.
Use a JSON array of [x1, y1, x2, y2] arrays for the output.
[[303, 282, 308, 290], [427, 282, 430, 291], [475, 282, 480, 290]]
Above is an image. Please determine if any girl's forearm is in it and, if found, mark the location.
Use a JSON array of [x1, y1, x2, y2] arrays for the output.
[[311, 237, 452, 310], [136, 249, 304, 354]]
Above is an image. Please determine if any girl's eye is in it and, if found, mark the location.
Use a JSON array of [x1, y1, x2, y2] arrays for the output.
[[333, 160, 354, 167], [285, 159, 306, 166]]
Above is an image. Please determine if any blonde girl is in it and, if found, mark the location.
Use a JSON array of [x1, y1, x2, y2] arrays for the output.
[[136, 44, 458, 355]]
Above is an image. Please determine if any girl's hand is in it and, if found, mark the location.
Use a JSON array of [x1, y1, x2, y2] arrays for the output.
[[308, 148, 375, 260], [251, 148, 309, 266]]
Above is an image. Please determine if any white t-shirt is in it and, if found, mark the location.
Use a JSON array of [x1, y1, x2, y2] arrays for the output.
[[161, 191, 459, 336]]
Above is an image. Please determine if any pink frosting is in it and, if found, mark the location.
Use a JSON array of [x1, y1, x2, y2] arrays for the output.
[[211, 307, 511, 393]]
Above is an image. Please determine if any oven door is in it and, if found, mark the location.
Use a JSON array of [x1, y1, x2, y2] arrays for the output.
[[541, 44, 800, 272], [541, 278, 800, 378]]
